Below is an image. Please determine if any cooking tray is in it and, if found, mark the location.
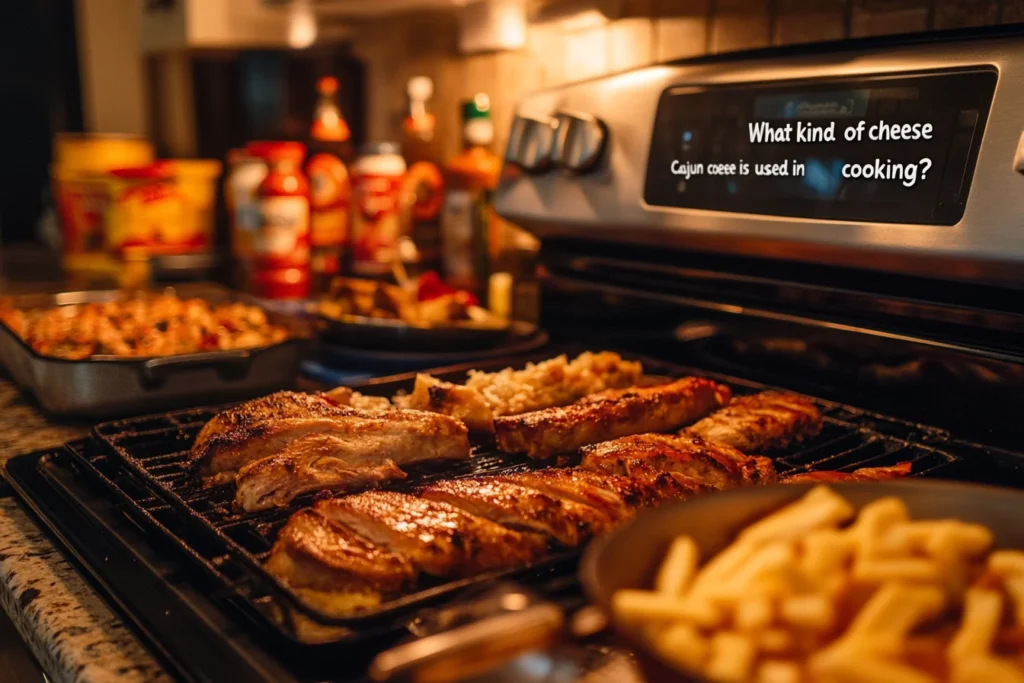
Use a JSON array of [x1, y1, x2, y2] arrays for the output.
[[0, 284, 311, 417], [581, 480, 1024, 683], [87, 350, 972, 646]]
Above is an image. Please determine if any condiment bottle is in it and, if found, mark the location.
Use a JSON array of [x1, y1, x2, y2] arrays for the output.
[[248, 141, 311, 299], [441, 94, 501, 298], [401, 77, 445, 277], [225, 148, 268, 290], [350, 142, 407, 278], [307, 76, 352, 292]]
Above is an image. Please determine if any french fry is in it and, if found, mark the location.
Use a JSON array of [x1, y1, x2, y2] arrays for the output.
[[655, 536, 700, 596], [848, 497, 909, 559], [654, 622, 709, 673], [738, 487, 854, 546], [689, 540, 762, 596], [1006, 577, 1024, 627], [800, 529, 853, 586], [705, 632, 756, 682], [734, 596, 774, 631], [757, 629, 794, 655], [810, 648, 938, 683], [989, 551, 1024, 577], [842, 582, 945, 654], [779, 594, 835, 632], [613, 589, 723, 628], [923, 521, 993, 560], [948, 587, 1002, 660], [755, 660, 801, 683], [951, 655, 1024, 683], [852, 558, 942, 584], [705, 543, 796, 600]]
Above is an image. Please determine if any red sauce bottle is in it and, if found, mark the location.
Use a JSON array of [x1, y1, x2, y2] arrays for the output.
[[247, 141, 311, 299]]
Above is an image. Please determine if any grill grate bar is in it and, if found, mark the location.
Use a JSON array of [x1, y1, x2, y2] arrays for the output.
[[83, 353, 979, 646]]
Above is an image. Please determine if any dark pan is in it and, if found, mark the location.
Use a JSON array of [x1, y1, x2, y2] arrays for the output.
[[580, 480, 1024, 683], [313, 312, 537, 352]]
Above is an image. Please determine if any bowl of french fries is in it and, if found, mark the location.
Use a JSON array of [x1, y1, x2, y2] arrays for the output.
[[580, 481, 1024, 683]]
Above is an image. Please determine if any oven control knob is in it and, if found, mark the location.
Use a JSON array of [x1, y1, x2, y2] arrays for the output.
[[505, 114, 559, 173], [553, 111, 607, 174]]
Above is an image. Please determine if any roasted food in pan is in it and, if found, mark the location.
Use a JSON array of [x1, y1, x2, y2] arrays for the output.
[[0, 293, 289, 359], [684, 389, 823, 453], [601, 484, 1024, 683], [316, 275, 500, 327], [394, 351, 644, 431], [494, 377, 732, 459]]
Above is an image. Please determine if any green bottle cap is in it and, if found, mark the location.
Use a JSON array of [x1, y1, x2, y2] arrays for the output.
[[462, 94, 491, 121]]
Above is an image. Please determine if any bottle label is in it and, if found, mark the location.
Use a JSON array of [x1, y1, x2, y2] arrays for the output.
[[255, 196, 309, 267], [442, 190, 474, 282], [351, 173, 403, 273]]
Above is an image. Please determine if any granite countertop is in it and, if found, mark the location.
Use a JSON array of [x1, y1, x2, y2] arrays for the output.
[[0, 378, 169, 683]]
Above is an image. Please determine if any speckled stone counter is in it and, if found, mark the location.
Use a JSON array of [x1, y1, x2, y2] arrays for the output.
[[0, 378, 169, 683]]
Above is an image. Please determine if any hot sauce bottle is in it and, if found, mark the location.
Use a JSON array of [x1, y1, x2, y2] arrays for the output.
[[350, 142, 407, 278], [307, 76, 352, 292], [401, 76, 445, 278], [247, 141, 311, 299]]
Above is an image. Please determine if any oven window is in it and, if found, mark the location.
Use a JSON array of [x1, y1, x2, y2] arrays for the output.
[[644, 68, 997, 225]]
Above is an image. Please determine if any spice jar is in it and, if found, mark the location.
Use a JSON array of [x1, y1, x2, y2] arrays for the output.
[[350, 142, 406, 277], [247, 141, 311, 299]]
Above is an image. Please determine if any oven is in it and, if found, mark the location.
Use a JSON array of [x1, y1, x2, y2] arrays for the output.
[[6, 29, 1024, 683]]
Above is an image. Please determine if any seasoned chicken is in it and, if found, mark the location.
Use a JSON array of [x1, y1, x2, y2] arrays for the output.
[[580, 433, 775, 490], [419, 478, 615, 547], [314, 492, 546, 577], [190, 391, 469, 484], [265, 508, 417, 598], [494, 377, 732, 459], [393, 351, 644, 431], [234, 434, 407, 512], [397, 374, 496, 432], [496, 469, 639, 523], [780, 462, 913, 483], [685, 390, 822, 454]]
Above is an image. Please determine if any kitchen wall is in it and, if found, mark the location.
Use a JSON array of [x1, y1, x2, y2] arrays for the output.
[[350, 0, 1024, 161]]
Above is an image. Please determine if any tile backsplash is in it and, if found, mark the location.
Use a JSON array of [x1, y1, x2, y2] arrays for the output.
[[349, 0, 1018, 159]]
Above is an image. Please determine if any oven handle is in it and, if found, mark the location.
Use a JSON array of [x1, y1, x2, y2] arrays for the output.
[[368, 602, 565, 682]]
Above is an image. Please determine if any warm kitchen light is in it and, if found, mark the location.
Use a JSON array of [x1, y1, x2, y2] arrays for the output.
[[288, 0, 318, 49]]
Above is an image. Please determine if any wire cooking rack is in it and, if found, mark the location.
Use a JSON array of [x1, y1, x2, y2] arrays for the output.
[[85, 356, 966, 645]]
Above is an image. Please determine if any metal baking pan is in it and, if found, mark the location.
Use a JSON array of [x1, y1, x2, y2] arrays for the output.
[[0, 284, 311, 418]]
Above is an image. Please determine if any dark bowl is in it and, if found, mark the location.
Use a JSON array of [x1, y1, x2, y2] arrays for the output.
[[580, 480, 1024, 683]]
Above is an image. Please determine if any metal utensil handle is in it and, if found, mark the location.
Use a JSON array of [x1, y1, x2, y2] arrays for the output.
[[369, 602, 565, 682], [140, 349, 253, 385]]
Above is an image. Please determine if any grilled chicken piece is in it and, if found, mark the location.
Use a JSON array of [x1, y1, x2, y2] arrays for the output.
[[580, 432, 775, 490], [190, 391, 469, 484], [234, 434, 407, 511], [420, 478, 614, 547], [315, 491, 546, 577], [496, 469, 642, 523], [685, 390, 822, 454], [781, 462, 913, 483], [494, 377, 732, 459], [397, 374, 496, 432], [265, 508, 417, 597]]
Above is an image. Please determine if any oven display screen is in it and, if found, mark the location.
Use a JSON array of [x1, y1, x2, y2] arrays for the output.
[[644, 69, 997, 224]]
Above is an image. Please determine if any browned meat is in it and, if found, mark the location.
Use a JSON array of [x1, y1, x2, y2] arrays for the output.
[[234, 434, 407, 512], [419, 478, 614, 547], [190, 391, 469, 484], [396, 374, 496, 432], [265, 508, 416, 597], [494, 377, 732, 459], [780, 462, 913, 483], [314, 491, 546, 577], [685, 390, 822, 454], [322, 386, 394, 412], [496, 469, 642, 523], [579, 433, 774, 489]]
